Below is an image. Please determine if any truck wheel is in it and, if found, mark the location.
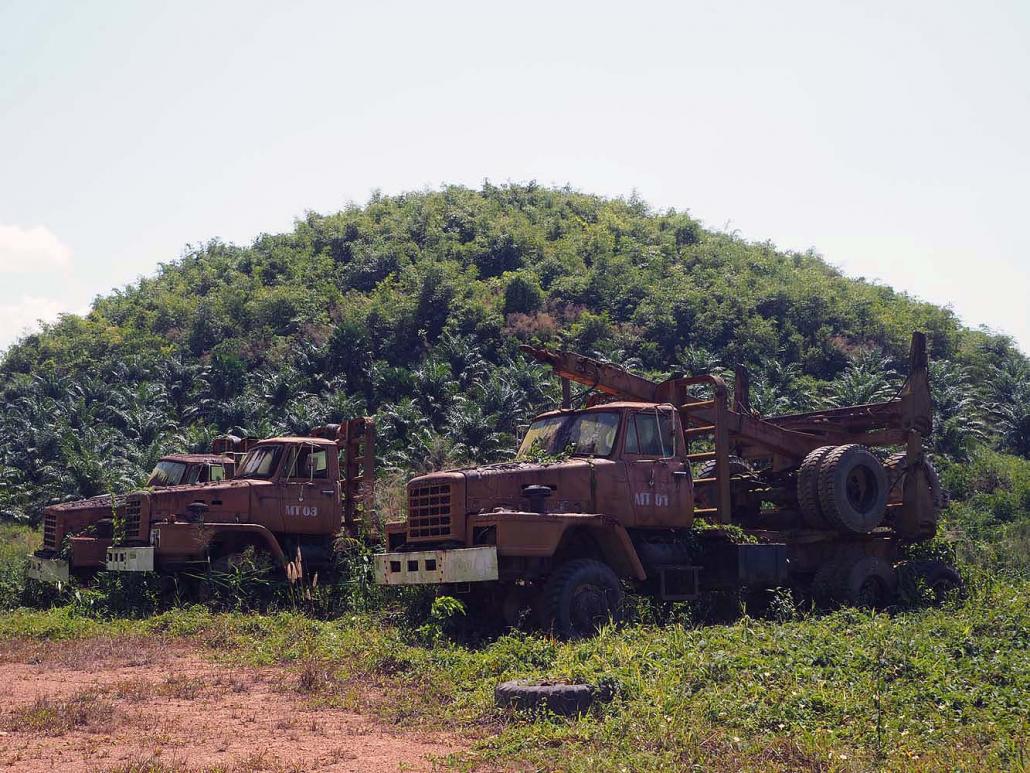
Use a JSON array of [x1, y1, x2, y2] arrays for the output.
[[539, 559, 624, 640], [817, 445, 889, 534], [833, 555, 896, 608], [797, 446, 836, 528], [899, 560, 964, 605], [811, 560, 842, 610], [884, 453, 945, 509]]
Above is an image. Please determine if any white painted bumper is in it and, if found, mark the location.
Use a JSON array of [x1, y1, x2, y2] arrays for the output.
[[106, 546, 155, 572], [25, 555, 70, 584], [374, 546, 499, 585]]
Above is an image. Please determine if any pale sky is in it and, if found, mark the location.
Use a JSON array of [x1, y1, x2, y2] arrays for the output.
[[1, 0, 1027, 353]]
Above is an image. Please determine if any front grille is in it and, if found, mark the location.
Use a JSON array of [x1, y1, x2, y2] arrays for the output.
[[123, 497, 142, 539], [408, 483, 453, 538], [43, 512, 57, 548]]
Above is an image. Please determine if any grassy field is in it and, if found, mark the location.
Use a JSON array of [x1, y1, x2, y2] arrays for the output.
[[0, 567, 1026, 771]]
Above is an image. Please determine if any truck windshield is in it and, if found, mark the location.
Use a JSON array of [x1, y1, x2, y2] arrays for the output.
[[148, 460, 187, 486], [517, 411, 620, 459], [237, 445, 284, 479]]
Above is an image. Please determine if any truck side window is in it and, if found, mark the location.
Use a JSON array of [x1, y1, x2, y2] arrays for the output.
[[209, 465, 224, 482], [289, 446, 328, 480], [625, 412, 676, 457]]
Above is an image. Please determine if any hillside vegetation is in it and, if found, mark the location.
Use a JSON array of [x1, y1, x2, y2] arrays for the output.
[[1, 184, 1027, 524]]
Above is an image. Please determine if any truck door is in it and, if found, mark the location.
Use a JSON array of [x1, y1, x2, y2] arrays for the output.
[[624, 408, 692, 526], [280, 443, 338, 535]]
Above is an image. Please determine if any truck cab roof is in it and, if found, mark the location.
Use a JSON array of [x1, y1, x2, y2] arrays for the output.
[[532, 401, 667, 421], [253, 436, 339, 447], [159, 453, 234, 464]]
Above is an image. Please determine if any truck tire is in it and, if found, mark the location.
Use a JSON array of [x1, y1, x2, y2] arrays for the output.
[[817, 445, 889, 534], [898, 560, 964, 605], [834, 555, 896, 608], [494, 679, 613, 716], [811, 560, 841, 610], [884, 453, 945, 509], [538, 559, 624, 640], [796, 446, 836, 528]]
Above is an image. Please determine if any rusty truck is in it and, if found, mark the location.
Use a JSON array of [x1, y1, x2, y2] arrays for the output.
[[26, 420, 374, 585], [374, 332, 958, 638]]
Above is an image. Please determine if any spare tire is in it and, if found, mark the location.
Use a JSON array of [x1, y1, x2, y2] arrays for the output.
[[695, 456, 752, 480], [817, 445, 889, 534], [494, 679, 613, 716], [796, 446, 836, 529]]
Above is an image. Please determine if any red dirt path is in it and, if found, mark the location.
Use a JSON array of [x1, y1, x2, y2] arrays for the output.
[[0, 637, 458, 772]]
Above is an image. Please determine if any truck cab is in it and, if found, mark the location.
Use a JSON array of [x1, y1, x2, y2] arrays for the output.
[[378, 402, 698, 587]]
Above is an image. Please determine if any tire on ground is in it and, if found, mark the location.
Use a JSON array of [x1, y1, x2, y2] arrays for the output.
[[817, 444, 889, 534], [494, 679, 613, 716], [831, 554, 896, 608], [538, 559, 624, 640], [796, 446, 836, 529]]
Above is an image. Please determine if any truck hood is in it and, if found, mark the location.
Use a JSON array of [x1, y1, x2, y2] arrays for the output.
[[144, 478, 268, 521], [46, 492, 142, 515], [456, 458, 607, 514]]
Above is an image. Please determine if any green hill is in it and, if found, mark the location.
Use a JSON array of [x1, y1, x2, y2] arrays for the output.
[[1, 184, 1027, 523]]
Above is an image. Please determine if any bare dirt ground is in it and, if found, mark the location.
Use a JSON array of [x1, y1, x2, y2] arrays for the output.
[[0, 637, 459, 772]]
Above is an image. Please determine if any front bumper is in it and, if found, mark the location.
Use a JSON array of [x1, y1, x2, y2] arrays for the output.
[[25, 555, 70, 585], [374, 546, 499, 585], [106, 546, 155, 572]]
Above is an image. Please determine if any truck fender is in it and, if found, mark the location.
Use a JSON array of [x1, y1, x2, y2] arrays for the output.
[[559, 522, 647, 581], [590, 523, 647, 581], [202, 523, 288, 566], [486, 512, 650, 581]]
